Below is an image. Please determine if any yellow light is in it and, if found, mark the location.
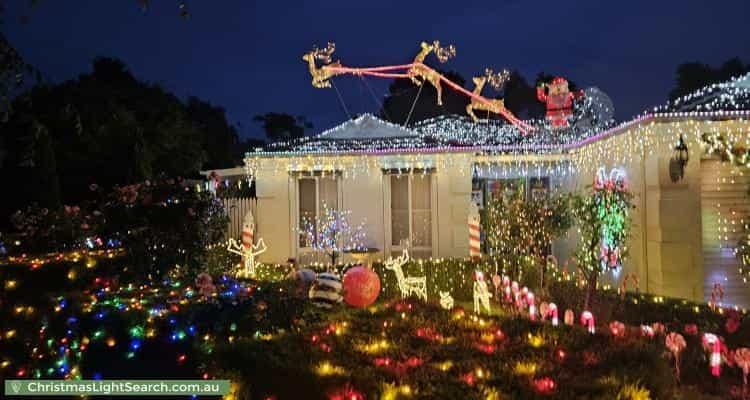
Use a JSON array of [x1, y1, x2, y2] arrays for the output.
[[4, 280, 18, 290], [67, 269, 77, 281], [5, 330, 16, 339], [400, 385, 412, 395], [527, 333, 545, 348], [315, 361, 345, 376], [514, 361, 537, 376], [438, 361, 453, 371]]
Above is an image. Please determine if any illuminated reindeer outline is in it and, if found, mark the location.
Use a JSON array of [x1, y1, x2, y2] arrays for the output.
[[301, 41, 533, 133], [384, 245, 427, 301], [466, 69, 510, 121]]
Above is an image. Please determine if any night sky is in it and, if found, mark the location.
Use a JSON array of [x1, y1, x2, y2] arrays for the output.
[[5, 0, 750, 140]]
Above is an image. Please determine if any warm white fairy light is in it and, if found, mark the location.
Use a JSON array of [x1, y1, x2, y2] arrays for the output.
[[245, 74, 750, 183]]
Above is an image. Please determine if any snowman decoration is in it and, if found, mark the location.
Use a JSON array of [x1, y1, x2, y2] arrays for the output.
[[227, 211, 267, 278]]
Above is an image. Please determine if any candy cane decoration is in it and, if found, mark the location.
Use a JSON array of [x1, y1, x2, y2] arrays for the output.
[[519, 286, 529, 311], [640, 325, 654, 338], [735, 347, 750, 387], [527, 292, 536, 321], [666, 332, 687, 380], [580, 311, 595, 334], [564, 309, 575, 326], [547, 303, 559, 326], [468, 201, 481, 259], [502, 276, 511, 302], [702, 333, 722, 377]]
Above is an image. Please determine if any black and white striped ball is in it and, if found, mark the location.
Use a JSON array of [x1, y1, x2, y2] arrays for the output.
[[308, 272, 343, 308]]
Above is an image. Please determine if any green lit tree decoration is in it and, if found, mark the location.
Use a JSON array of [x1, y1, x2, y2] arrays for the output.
[[574, 167, 634, 310]]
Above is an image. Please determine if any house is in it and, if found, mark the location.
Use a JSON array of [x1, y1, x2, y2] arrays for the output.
[[242, 73, 750, 308]]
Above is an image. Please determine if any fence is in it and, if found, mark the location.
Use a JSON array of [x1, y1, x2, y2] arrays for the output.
[[221, 197, 256, 240]]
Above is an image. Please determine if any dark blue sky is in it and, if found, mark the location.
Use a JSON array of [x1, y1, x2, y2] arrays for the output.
[[5, 0, 750, 139]]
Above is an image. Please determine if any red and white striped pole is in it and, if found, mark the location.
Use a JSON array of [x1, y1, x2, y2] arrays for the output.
[[468, 201, 481, 259], [241, 211, 255, 268]]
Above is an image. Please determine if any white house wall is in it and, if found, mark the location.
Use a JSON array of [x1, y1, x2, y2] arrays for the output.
[[247, 118, 750, 307]]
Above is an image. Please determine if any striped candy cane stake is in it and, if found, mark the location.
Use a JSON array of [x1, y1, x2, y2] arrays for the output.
[[468, 200, 481, 259], [548, 303, 558, 326], [581, 311, 595, 334], [242, 211, 254, 250], [702, 333, 722, 377]]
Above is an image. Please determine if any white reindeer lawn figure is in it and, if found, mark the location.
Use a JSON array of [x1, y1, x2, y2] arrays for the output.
[[473, 271, 492, 315], [384, 247, 427, 301], [439, 291, 454, 310]]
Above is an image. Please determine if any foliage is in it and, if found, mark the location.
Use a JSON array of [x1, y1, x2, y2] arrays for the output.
[[482, 189, 573, 278], [572, 170, 634, 309], [4, 178, 228, 281], [213, 301, 675, 400], [669, 57, 750, 101], [101, 179, 228, 281], [253, 112, 312, 142], [8, 203, 105, 254], [0, 57, 241, 223]]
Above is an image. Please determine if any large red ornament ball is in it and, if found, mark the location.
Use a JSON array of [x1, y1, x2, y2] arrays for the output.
[[342, 266, 381, 307]]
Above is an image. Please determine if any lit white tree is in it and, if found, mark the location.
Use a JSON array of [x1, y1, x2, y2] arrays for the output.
[[299, 205, 367, 265]]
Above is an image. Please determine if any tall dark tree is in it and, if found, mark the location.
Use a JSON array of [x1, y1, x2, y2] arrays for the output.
[[1, 57, 239, 218], [503, 70, 545, 120], [253, 112, 312, 142], [669, 57, 749, 100], [186, 97, 240, 168]]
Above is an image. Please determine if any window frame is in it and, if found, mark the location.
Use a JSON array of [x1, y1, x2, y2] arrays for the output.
[[291, 173, 343, 262], [383, 171, 437, 259]]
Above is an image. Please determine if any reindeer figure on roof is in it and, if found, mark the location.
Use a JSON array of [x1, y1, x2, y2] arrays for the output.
[[384, 241, 427, 300], [302, 42, 342, 88], [466, 69, 510, 121], [407, 41, 455, 106]]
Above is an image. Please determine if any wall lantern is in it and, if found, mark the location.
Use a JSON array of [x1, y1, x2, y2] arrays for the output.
[[669, 135, 689, 183]]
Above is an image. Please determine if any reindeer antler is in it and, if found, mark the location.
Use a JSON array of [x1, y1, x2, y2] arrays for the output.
[[431, 40, 456, 63], [311, 42, 336, 64], [484, 68, 511, 90]]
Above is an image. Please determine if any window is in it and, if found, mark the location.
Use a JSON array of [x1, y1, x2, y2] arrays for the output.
[[390, 174, 432, 256], [298, 176, 339, 247]]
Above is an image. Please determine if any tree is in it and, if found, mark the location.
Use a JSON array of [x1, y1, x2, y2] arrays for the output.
[[1, 57, 240, 224], [572, 169, 634, 310], [186, 96, 240, 168], [253, 112, 312, 142], [298, 206, 367, 265], [669, 58, 749, 101], [482, 185, 573, 280], [503, 71, 545, 120]]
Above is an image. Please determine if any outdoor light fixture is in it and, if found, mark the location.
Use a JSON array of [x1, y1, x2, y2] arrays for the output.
[[669, 135, 689, 183]]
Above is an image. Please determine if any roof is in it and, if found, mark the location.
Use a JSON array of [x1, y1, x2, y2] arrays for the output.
[[655, 72, 750, 113], [249, 74, 750, 158]]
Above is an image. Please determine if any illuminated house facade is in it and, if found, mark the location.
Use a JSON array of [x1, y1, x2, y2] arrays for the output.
[[242, 73, 750, 307]]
